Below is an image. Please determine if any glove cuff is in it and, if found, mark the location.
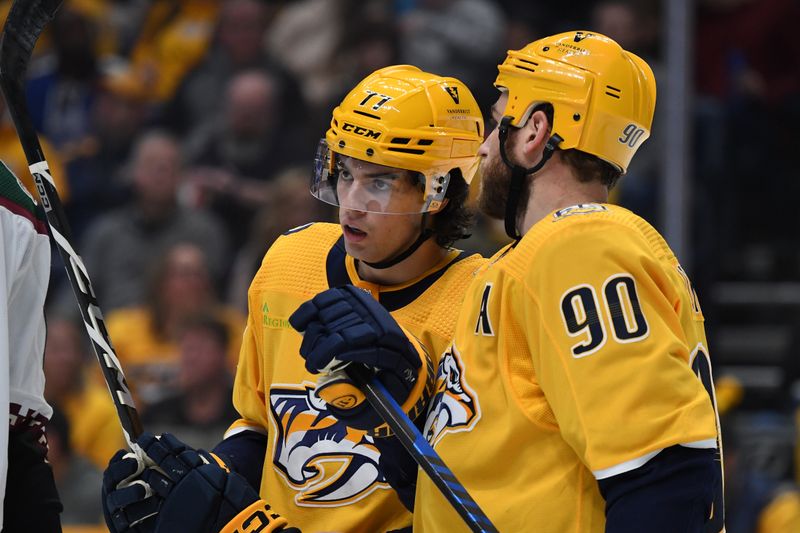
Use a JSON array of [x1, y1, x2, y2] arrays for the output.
[[219, 499, 290, 533], [368, 334, 435, 438]]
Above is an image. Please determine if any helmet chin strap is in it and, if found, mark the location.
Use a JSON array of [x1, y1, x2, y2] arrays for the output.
[[362, 213, 434, 269], [498, 116, 563, 240]]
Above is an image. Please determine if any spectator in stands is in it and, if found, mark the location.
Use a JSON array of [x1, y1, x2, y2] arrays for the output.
[[264, 0, 346, 109], [77, 130, 229, 311], [63, 69, 153, 240], [46, 406, 105, 529], [266, 0, 397, 111], [225, 166, 335, 310], [159, 0, 297, 138], [43, 314, 125, 471], [0, 95, 70, 203], [398, 0, 506, 107], [141, 314, 239, 451], [106, 242, 245, 409], [336, 14, 399, 91], [25, 5, 99, 157], [183, 70, 308, 251], [126, 0, 220, 103]]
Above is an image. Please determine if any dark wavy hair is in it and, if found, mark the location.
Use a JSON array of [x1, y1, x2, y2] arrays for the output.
[[430, 168, 474, 248]]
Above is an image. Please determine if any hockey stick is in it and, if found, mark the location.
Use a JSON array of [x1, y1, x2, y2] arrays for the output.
[[347, 365, 498, 533], [0, 2, 494, 530], [0, 0, 143, 447]]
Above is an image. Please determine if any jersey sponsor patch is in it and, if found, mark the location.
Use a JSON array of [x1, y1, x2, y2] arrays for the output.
[[269, 383, 388, 507], [552, 203, 608, 220], [423, 344, 480, 447], [261, 302, 292, 330]]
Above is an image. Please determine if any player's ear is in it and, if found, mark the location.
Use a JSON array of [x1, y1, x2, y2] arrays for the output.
[[519, 109, 550, 163]]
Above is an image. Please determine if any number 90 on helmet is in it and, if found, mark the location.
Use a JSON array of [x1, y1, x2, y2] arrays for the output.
[[311, 65, 484, 214]]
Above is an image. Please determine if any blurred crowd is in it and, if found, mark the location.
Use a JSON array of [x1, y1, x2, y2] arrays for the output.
[[0, 0, 797, 531]]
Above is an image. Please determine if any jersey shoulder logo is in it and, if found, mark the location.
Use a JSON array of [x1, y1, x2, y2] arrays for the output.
[[269, 384, 386, 507], [423, 344, 480, 446], [474, 282, 494, 336]]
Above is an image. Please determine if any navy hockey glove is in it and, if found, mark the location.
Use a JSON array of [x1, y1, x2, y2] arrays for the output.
[[289, 285, 433, 435], [103, 432, 299, 533], [103, 446, 160, 533]]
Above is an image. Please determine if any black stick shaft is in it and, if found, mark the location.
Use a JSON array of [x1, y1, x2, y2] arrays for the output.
[[0, 0, 142, 445]]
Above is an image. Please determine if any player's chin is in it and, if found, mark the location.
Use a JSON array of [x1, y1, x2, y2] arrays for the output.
[[342, 239, 370, 260]]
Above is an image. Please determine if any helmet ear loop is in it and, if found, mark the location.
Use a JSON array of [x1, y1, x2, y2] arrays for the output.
[[498, 116, 563, 239]]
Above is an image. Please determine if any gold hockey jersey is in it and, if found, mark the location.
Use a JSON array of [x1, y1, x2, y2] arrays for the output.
[[416, 204, 723, 532], [227, 222, 485, 533]]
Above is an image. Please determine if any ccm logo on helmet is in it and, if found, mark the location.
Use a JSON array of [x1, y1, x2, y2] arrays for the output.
[[342, 122, 381, 139]]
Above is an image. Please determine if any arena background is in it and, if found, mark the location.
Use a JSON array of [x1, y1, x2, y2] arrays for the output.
[[0, 1, 797, 531]]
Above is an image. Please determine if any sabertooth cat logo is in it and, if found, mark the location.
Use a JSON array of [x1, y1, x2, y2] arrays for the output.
[[423, 344, 480, 447]]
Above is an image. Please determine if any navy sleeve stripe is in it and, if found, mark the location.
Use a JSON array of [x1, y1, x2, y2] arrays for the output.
[[598, 445, 721, 533]]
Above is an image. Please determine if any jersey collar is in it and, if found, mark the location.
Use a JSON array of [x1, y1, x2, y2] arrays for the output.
[[325, 235, 467, 311]]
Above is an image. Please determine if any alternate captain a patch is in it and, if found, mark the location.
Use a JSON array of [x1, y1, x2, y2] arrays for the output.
[[423, 344, 480, 447], [474, 283, 494, 336]]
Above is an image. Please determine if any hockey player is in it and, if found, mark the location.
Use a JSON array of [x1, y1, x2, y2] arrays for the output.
[[291, 32, 724, 532], [0, 161, 62, 530], [101, 65, 485, 533]]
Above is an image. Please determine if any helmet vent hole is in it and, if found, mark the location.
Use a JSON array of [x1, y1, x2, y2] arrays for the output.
[[418, 139, 434, 146], [353, 110, 381, 120], [513, 65, 536, 74], [366, 148, 374, 157], [338, 140, 346, 148], [391, 137, 411, 144], [605, 85, 622, 99], [519, 58, 539, 66], [387, 147, 425, 155]]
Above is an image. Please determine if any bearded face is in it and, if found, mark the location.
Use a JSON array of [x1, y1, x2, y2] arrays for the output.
[[477, 129, 532, 224], [477, 146, 512, 219]]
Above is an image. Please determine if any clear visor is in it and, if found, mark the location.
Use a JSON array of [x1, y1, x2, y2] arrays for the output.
[[311, 139, 452, 214]]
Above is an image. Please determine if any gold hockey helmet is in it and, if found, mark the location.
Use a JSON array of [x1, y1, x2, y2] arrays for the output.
[[495, 31, 656, 173], [312, 65, 484, 214]]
